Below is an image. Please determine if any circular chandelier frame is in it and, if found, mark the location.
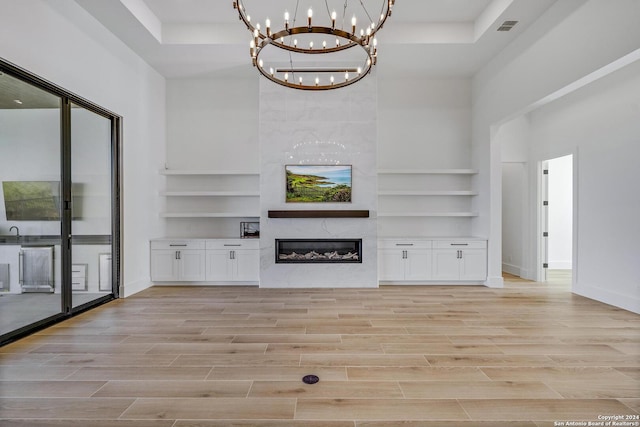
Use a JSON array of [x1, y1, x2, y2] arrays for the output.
[[232, 0, 395, 91]]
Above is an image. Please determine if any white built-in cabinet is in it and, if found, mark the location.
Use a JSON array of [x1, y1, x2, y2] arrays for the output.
[[432, 240, 487, 281], [379, 238, 486, 283], [159, 170, 260, 218], [378, 240, 432, 281], [150, 239, 259, 283], [150, 240, 206, 282], [205, 240, 260, 282]]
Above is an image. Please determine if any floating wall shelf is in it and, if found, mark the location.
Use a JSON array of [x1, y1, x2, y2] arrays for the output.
[[268, 210, 370, 218]]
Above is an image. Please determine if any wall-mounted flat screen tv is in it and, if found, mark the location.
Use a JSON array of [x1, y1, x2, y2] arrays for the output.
[[2, 181, 61, 221], [285, 165, 352, 203]]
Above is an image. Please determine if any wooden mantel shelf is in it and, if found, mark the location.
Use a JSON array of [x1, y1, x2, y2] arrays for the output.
[[268, 210, 370, 218]]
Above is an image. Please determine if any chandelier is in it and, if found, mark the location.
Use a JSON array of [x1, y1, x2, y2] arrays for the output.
[[232, 0, 395, 90]]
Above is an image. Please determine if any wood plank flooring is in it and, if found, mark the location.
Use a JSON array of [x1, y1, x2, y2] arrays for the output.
[[1, 277, 639, 426]]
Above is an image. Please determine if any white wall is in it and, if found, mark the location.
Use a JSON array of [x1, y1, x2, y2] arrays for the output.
[[498, 116, 530, 278], [0, 0, 166, 297], [378, 76, 474, 238], [164, 72, 259, 238], [472, 0, 640, 292], [166, 72, 259, 171], [501, 163, 525, 276], [528, 61, 640, 312], [547, 155, 572, 269], [378, 77, 472, 169]]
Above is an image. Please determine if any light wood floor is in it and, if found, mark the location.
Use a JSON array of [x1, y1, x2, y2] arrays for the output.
[[1, 276, 638, 426]]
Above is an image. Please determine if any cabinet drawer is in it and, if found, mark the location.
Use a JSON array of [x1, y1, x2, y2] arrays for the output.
[[151, 240, 205, 250], [206, 239, 259, 250], [432, 240, 486, 249], [72, 264, 87, 278], [378, 240, 432, 249]]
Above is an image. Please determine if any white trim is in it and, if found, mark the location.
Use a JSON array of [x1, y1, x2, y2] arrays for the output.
[[501, 262, 521, 276], [574, 283, 640, 314], [122, 277, 151, 298], [484, 275, 504, 288]]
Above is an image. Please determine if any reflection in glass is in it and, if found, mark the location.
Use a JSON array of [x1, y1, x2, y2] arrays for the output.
[[71, 103, 112, 308], [0, 72, 63, 335]]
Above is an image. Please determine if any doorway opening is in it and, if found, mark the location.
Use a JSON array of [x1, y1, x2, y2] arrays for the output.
[[540, 154, 573, 289]]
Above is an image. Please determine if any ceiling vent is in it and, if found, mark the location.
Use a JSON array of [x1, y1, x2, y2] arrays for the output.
[[497, 20, 518, 31]]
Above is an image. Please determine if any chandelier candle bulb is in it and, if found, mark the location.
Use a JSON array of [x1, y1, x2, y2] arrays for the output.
[[315, 76, 319, 86], [352, 15, 357, 34], [322, 40, 327, 49], [308, 8, 312, 27], [331, 10, 336, 29], [309, 41, 313, 49], [330, 75, 335, 84], [284, 10, 289, 30], [265, 18, 270, 37]]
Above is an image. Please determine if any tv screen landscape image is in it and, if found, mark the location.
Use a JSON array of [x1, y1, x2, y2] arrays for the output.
[[285, 165, 352, 203]]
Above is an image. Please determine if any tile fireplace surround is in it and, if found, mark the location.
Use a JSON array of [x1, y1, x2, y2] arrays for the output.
[[258, 75, 378, 288]]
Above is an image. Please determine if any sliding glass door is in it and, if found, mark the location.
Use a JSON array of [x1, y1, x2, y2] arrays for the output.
[[71, 103, 114, 308], [0, 59, 121, 344], [0, 71, 64, 336]]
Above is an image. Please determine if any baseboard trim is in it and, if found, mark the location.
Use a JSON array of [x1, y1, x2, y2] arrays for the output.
[[122, 277, 152, 298], [484, 275, 504, 288], [502, 263, 521, 276], [574, 282, 640, 314]]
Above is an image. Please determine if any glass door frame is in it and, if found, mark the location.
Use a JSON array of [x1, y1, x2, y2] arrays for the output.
[[0, 58, 122, 343]]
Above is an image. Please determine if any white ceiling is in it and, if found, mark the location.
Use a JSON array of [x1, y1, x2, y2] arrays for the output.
[[75, 0, 559, 79]]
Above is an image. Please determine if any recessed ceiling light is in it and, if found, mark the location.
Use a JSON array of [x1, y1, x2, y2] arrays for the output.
[[14, 99, 23, 105]]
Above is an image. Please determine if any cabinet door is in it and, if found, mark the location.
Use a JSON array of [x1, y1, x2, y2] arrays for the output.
[[459, 249, 487, 281], [404, 249, 431, 281], [378, 249, 405, 281], [151, 250, 179, 281], [179, 250, 206, 281], [234, 250, 260, 281], [206, 250, 232, 281], [431, 249, 460, 280]]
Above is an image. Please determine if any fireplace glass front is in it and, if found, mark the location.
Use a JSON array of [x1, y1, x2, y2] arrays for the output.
[[275, 239, 362, 264]]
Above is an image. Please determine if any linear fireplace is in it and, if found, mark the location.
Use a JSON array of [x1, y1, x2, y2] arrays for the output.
[[275, 239, 363, 264]]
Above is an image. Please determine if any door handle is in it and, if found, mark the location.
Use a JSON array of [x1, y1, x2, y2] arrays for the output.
[[18, 251, 24, 285]]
